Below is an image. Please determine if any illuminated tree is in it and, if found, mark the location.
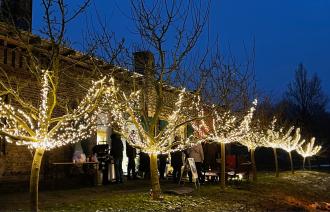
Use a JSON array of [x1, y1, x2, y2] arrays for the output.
[[278, 128, 305, 174], [296, 137, 322, 170], [191, 99, 257, 188], [238, 122, 267, 182], [265, 118, 284, 177], [101, 0, 210, 200], [0, 69, 116, 211], [265, 118, 302, 177], [0, 0, 127, 211], [107, 87, 202, 199]]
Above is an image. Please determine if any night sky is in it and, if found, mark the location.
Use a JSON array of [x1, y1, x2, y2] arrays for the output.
[[32, 0, 330, 109]]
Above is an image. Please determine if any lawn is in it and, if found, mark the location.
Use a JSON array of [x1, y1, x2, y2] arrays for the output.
[[0, 171, 329, 211]]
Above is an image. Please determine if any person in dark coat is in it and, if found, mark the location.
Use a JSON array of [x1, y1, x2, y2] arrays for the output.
[[158, 153, 168, 180], [138, 151, 150, 179], [111, 132, 124, 183], [126, 142, 137, 180], [203, 141, 221, 171], [170, 136, 183, 183]]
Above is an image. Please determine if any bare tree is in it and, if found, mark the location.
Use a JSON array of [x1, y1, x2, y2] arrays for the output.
[[286, 63, 328, 126], [110, 0, 210, 199], [0, 1, 122, 211], [202, 42, 256, 111]]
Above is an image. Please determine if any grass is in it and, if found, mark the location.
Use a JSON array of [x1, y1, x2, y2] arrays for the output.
[[0, 171, 329, 211]]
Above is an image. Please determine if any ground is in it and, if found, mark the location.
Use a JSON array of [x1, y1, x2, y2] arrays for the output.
[[0, 171, 329, 211]]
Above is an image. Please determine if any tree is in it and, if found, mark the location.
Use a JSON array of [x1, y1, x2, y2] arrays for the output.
[[265, 118, 285, 177], [202, 44, 256, 110], [278, 128, 305, 174], [107, 85, 203, 199], [285, 63, 328, 128], [238, 121, 267, 181], [191, 100, 257, 188], [103, 0, 210, 200], [0, 70, 115, 211], [296, 137, 322, 170], [0, 1, 123, 211], [265, 118, 304, 177]]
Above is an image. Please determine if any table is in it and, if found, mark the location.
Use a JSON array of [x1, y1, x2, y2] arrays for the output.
[[51, 162, 99, 188]]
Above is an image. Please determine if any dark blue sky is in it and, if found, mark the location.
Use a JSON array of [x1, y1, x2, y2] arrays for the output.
[[32, 0, 330, 108]]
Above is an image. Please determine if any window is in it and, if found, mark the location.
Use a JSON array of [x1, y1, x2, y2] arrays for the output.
[[19, 54, 23, 68], [11, 50, 15, 67], [0, 137, 5, 156], [4, 47, 7, 64], [0, 95, 9, 156], [187, 124, 194, 138]]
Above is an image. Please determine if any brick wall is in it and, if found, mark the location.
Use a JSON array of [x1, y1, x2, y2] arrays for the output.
[[0, 37, 102, 181]]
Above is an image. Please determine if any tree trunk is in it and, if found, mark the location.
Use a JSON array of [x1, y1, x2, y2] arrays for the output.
[[250, 149, 257, 181], [303, 157, 306, 170], [308, 157, 311, 170], [288, 151, 294, 174], [149, 153, 161, 199], [30, 148, 45, 212], [220, 143, 226, 189], [273, 148, 279, 177]]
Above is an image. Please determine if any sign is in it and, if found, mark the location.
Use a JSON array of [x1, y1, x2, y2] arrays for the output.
[[187, 158, 198, 182]]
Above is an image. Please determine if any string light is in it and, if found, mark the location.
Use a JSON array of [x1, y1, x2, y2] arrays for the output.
[[239, 125, 267, 151], [279, 128, 305, 153], [296, 137, 322, 158], [0, 70, 117, 150], [104, 88, 203, 155], [191, 99, 258, 145]]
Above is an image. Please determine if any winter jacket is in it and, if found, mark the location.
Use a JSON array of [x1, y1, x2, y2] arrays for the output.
[[171, 150, 183, 168], [187, 143, 204, 163], [111, 133, 123, 159], [126, 142, 136, 158]]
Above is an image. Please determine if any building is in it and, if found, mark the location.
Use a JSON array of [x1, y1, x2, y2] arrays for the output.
[[0, 0, 32, 31], [0, 26, 192, 186]]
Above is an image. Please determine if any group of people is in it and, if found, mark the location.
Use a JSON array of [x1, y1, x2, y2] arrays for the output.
[[110, 132, 222, 184], [110, 132, 140, 183]]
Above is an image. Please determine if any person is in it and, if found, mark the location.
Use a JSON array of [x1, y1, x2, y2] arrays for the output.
[[170, 136, 183, 183], [203, 141, 221, 171], [111, 132, 124, 184], [138, 151, 150, 179], [126, 142, 137, 180], [158, 153, 168, 180], [187, 143, 204, 183], [72, 142, 86, 164]]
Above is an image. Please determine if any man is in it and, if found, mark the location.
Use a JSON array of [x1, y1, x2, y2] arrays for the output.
[[111, 132, 124, 183], [170, 136, 183, 183], [158, 153, 168, 180], [126, 142, 136, 180]]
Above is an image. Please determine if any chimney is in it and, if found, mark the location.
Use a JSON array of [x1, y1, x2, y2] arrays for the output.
[[133, 51, 155, 77], [0, 0, 33, 31]]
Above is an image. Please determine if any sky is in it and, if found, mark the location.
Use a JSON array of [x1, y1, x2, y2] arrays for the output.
[[32, 0, 330, 109]]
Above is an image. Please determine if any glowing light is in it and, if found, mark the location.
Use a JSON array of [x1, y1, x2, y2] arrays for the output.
[[0, 69, 116, 150], [104, 89, 203, 155], [296, 137, 322, 158], [191, 99, 258, 145], [279, 128, 305, 153]]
